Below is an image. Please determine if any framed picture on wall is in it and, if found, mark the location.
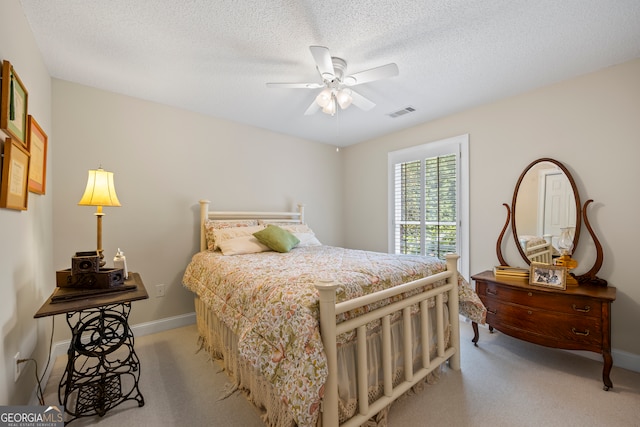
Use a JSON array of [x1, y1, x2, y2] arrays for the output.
[[1, 60, 29, 147], [1, 138, 30, 210], [27, 115, 48, 194]]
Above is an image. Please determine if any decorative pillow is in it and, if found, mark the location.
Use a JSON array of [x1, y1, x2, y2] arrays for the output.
[[278, 224, 313, 234], [295, 232, 322, 247], [258, 220, 303, 226], [253, 225, 300, 253], [210, 219, 259, 226], [204, 219, 259, 250], [274, 224, 321, 247], [218, 235, 270, 256], [212, 225, 265, 250]]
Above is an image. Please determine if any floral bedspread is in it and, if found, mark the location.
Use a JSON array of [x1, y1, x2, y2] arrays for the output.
[[182, 246, 485, 426]]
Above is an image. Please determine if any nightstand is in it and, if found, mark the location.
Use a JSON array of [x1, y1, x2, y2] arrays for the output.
[[35, 272, 149, 423]]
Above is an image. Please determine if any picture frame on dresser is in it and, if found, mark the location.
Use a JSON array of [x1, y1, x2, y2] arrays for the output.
[[0, 138, 30, 210], [0, 60, 29, 147], [529, 263, 567, 290]]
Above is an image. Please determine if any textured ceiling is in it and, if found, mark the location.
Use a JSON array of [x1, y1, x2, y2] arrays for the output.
[[19, 0, 640, 147]]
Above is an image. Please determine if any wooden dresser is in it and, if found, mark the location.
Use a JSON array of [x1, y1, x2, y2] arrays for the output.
[[471, 270, 616, 390]]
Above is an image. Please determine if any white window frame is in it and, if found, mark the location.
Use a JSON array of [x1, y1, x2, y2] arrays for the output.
[[387, 134, 469, 280]]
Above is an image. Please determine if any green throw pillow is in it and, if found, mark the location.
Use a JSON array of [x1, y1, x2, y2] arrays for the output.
[[253, 225, 300, 253]]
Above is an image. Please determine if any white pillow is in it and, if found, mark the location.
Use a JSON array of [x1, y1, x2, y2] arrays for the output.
[[218, 235, 270, 255], [275, 224, 322, 247], [294, 232, 322, 247], [258, 220, 302, 226], [279, 224, 312, 233], [204, 219, 259, 250], [212, 225, 265, 250]]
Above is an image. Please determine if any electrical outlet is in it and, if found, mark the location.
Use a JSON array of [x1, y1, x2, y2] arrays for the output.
[[156, 284, 166, 297], [14, 352, 21, 382]]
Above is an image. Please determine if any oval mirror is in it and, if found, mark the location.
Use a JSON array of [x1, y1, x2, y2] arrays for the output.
[[511, 158, 581, 265]]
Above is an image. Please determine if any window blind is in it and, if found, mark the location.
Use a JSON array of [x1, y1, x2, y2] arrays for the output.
[[394, 154, 457, 259]]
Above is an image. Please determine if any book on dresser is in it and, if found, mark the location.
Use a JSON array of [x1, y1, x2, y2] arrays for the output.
[[493, 265, 529, 278]]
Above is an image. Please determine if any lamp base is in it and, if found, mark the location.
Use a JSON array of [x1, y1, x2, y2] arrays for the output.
[[555, 255, 579, 287], [555, 254, 578, 269], [97, 249, 106, 267]]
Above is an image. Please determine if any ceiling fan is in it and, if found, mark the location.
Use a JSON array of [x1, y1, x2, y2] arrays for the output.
[[266, 46, 399, 116]]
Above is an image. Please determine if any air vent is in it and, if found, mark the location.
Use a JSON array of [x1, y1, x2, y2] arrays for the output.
[[388, 106, 416, 118]]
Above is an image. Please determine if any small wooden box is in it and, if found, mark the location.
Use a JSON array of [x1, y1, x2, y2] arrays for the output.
[[71, 253, 100, 275], [56, 268, 125, 289]]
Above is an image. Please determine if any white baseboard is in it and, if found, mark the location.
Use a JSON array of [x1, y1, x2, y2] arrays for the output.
[[49, 311, 196, 360], [612, 348, 640, 373], [31, 312, 196, 405], [564, 348, 640, 374], [33, 314, 639, 405], [466, 319, 640, 373]]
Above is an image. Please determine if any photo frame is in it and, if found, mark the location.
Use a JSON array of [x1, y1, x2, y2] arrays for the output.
[[27, 115, 47, 194], [1, 138, 30, 210], [529, 262, 567, 290], [1, 60, 29, 147]]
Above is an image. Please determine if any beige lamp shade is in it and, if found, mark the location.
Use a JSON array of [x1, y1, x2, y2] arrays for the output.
[[78, 167, 121, 267], [78, 168, 121, 207]]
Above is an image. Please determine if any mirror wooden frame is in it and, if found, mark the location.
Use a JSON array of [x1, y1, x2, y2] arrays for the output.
[[512, 158, 582, 264], [496, 158, 606, 286]]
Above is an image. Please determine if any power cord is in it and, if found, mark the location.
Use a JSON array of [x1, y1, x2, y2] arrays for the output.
[[17, 317, 55, 406], [16, 358, 44, 405]]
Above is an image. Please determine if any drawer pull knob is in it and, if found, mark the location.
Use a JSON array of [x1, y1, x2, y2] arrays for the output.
[[572, 304, 591, 313], [527, 310, 532, 315], [487, 308, 497, 315], [487, 289, 497, 296], [527, 292, 532, 297], [572, 328, 590, 336]]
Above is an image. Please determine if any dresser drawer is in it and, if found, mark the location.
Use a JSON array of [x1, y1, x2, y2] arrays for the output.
[[484, 300, 603, 347], [476, 280, 601, 318]]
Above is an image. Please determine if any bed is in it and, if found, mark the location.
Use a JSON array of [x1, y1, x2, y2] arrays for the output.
[[182, 200, 486, 427]]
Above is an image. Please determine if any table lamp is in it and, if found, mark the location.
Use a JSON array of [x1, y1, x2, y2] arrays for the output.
[[78, 167, 121, 266]]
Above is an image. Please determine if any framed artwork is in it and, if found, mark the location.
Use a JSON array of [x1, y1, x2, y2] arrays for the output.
[[529, 262, 567, 290], [0, 138, 30, 210], [1, 60, 29, 147], [27, 115, 48, 194]]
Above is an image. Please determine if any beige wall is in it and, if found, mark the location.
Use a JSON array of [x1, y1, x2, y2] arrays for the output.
[[0, 0, 54, 404], [342, 58, 640, 359], [3, 0, 640, 405], [51, 80, 344, 340]]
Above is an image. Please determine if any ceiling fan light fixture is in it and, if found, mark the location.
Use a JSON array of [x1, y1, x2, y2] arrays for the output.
[[336, 89, 352, 109], [315, 88, 333, 108], [267, 45, 398, 116], [322, 97, 337, 116]]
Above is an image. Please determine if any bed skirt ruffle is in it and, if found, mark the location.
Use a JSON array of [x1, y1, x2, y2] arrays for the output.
[[195, 296, 449, 426]]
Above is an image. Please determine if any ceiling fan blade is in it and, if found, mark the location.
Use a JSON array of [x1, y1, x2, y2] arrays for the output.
[[309, 46, 335, 80], [350, 90, 376, 111], [304, 99, 320, 115], [266, 82, 324, 89], [344, 63, 399, 86]]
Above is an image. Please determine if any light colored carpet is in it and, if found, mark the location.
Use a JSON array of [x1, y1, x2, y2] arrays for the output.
[[43, 321, 640, 426]]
